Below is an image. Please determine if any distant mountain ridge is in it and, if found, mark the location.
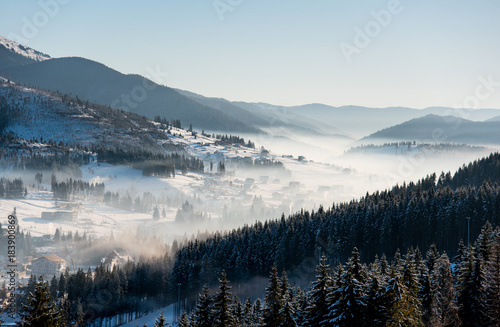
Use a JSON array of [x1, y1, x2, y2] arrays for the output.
[[0, 56, 260, 133], [1, 35, 500, 140], [283, 104, 500, 139], [175, 89, 352, 138], [175, 89, 271, 128], [361, 114, 500, 145]]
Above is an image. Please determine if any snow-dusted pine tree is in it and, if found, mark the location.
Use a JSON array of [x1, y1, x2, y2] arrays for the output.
[[304, 254, 332, 326], [190, 285, 213, 327], [212, 270, 235, 327], [263, 265, 284, 326]]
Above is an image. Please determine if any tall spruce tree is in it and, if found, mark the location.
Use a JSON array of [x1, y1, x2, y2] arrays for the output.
[[365, 274, 387, 326], [279, 301, 298, 327], [242, 298, 255, 327], [263, 265, 284, 327], [293, 287, 309, 327], [190, 285, 213, 327], [401, 251, 424, 327], [326, 269, 366, 326], [153, 310, 169, 327], [421, 244, 439, 324], [305, 254, 332, 326], [232, 296, 244, 326], [22, 277, 61, 327], [457, 247, 489, 327], [212, 270, 235, 327], [476, 221, 494, 262], [428, 253, 461, 327], [179, 311, 190, 327], [384, 262, 423, 327], [326, 248, 367, 326], [485, 229, 500, 326], [253, 298, 263, 326]]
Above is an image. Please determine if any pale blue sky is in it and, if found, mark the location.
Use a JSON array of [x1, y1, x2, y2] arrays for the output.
[[1, 0, 499, 109]]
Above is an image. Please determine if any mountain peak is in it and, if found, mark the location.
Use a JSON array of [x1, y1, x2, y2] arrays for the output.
[[0, 35, 51, 62]]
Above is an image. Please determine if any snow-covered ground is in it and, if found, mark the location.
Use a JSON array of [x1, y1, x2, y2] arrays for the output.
[[0, 190, 154, 239], [0, 125, 420, 246], [0, 128, 367, 252], [120, 304, 175, 327]]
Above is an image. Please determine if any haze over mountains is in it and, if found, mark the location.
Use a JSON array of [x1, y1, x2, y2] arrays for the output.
[[0, 35, 500, 145], [285, 104, 500, 138]]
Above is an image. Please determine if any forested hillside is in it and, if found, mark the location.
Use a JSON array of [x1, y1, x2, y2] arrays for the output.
[[171, 153, 500, 300], [185, 224, 500, 326], [0, 80, 174, 152]]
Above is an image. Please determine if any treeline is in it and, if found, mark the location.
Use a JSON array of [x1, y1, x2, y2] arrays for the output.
[[0, 135, 92, 173], [438, 153, 500, 189], [95, 148, 204, 175], [0, 225, 36, 258], [346, 141, 484, 154], [141, 161, 176, 178], [51, 176, 105, 200], [0, 94, 9, 134], [182, 222, 500, 327], [170, 153, 500, 300], [0, 177, 26, 198], [153, 115, 182, 129], [19, 256, 174, 326], [214, 134, 255, 149], [251, 158, 284, 169], [53, 228, 88, 243], [102, 190, 208, 221], [228, 157, 285, 171], [135, 155, 204, 176], [103, 191, 158, 214], [175, 201, 205, 225]]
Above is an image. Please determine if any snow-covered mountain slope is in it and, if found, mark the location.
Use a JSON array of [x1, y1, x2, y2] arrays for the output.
[[0, 35, 51, 62], [0, 36, 259, 133], [0, 80, 175, 152], [2, 56, 261, 133]]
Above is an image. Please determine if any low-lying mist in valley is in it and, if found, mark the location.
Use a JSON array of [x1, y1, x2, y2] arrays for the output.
[[1, 125, 498, 271], [238, 130, 498, 194]]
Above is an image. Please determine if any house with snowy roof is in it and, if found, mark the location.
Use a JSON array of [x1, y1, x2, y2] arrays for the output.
[[31, 254, 66, 278], [103, 249, 133, 269]]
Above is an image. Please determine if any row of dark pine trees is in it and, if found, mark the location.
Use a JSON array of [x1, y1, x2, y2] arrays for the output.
[[18, 256, 174, 326], [178, 222, 500, 327], [20, 217, 500, 326]]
